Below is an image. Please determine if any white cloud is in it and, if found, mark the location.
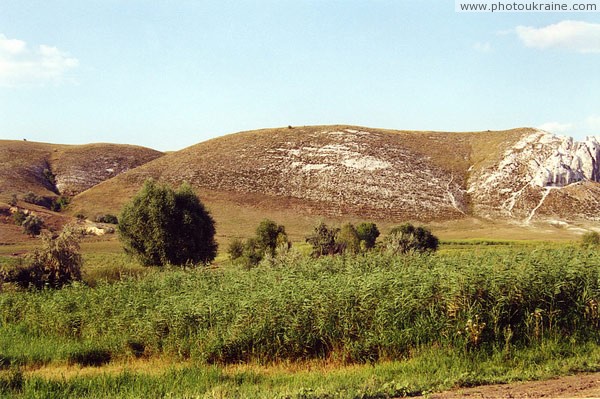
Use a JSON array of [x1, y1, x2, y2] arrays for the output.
[[0, 34, 79, 87], [537, 121, 574, 134], [473, 41, 492, 53], [515, 20, 600, 53]]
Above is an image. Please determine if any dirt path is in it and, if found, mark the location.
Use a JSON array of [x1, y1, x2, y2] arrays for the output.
[[430, 373, 600, 398]]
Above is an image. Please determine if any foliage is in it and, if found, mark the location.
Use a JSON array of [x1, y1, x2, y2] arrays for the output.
[[118, 180, 217, 266], [2, 247, 600, 367], [305, 222, 341, 257], [255, 219, 289, 257], [49, 196, 70, 212], [22, 215, 43, 237], [336, 223, 361, 254], [12, 210, 26, 226], [384, 223, 439, 254], [95, 214, 119, 224], [356, 222, 380, 250], [581, 231, 600, 248], [8, 194, 18, 207], [227, 238, 244, 261], [2, 226, 82, 289], [22, 192, 46, 207]]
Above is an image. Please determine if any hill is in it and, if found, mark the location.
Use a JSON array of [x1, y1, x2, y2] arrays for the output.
[[68, 125, 600, 240], [0, 140, 163, 201]]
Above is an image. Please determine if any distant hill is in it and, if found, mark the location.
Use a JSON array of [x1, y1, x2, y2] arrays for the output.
[[0, 140, 163, 201], [67, 125, 600, 240]]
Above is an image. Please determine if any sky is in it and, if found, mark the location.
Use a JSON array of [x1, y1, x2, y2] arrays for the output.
[[1, 1, 599, 151]]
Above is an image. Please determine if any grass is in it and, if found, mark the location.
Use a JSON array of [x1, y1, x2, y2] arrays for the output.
[[2, 241, 600, 397]]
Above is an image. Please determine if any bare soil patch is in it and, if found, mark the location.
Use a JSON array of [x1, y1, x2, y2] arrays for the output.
[[430, 373, 600, 398]]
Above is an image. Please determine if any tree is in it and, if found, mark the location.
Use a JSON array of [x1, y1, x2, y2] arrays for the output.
[[305, 222, 341, 257], [255, 219, 289, 257], [384, 223, 439, 254], [22, 215, 44, 237], [118, 180, 217, 266], [2, 226, 82, 289], [356, 222, 380, 250], [336, 223, 361, 254]]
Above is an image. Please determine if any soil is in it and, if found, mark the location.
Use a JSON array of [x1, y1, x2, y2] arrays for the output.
[[430, 373, 600, 398]]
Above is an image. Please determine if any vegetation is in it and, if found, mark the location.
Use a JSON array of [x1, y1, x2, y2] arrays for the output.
[[1, 226, 82, 289], [306, 221, 382, 256], [384, 223, 439, 254], [1, 241, 600, 396], [21, 215, 44, 237], [228, 219, 290, 267], [95, 214, 118, 224], [581, 231, 600, 248], [118, 180, 217, 266], [355, 222, 380, 250], [305, 222, 340, 257]]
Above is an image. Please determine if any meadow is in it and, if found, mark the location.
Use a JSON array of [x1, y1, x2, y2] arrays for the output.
[[1, 240, 600, 398]]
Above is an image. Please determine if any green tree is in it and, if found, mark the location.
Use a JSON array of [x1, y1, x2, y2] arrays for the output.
[[118, 180, 217, 266], [255, 219, 289, 257], [336, 223, 361, 254], [22, 215, 43, 237], [305, 222, 341, 257], [355, 222, 380, 250], [2, 226, 82, 289], [384, 223, 439, 254]]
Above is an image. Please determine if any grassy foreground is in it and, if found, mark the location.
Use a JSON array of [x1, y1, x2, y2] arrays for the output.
[[2, 245, 600, 397]]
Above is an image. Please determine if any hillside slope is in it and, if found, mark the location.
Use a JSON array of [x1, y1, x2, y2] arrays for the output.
[[69, 126, 529, 225], [0, 140, 163, 201]]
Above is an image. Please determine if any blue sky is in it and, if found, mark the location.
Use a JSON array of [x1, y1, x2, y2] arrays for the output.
[[1, 1, 599, 151]]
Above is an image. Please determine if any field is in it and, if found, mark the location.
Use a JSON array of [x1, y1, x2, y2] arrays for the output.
[[2, 236, 600, 398]]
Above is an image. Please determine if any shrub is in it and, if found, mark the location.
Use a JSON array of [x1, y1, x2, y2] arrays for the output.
[[336, 223, 361, 254], [118, 180, 217, 266], [22, 192, 44, 206], [22, 215, 43, 237], [49, 196, 70, 212], [356, 222, 380, 250], [12, 210, 26, 226], [305, 222, 341, 257], [384, 223, 439, 254], [255, 219, 289, 257], [581, 231, 600, 248], [227, 238, 245, 260], [95, 214, 119, 224], [67, 348, 111, 367], [8, 194, 17, 207], [2, 226, 82, 289]]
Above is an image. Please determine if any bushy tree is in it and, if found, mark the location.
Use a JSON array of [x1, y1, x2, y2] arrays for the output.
[[384, 223, 439, 254], [118, 180, 217, 266], [22, 215, 43, 237], [2, 226, 82, 289], [356, 222, 380, 250], [336, 223, 361, 254], [229, 219, 290, 268], [305, 222, 341, 257], [255, 219, 289, 257]]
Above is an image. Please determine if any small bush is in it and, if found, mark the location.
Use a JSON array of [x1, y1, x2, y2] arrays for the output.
[[50, 196, 70, 212], [306, 222, 341, 257], [384, 223, 439, 254], [95, 214, 118, 224], [227, 238, 244, 260], [3, 226, 82, 289], [8, 194, 17, 207], [336, 223, 361, 254], [0, 368, 23, 393], [12, 210, 26, 226], [22, 214, 43, 237], [68, 348, 111, 367], [581, 231, 600, 248], [356, 222, 380, 250]]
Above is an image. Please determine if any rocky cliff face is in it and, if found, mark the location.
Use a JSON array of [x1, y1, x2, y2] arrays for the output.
[[469, 130, 600, 222]]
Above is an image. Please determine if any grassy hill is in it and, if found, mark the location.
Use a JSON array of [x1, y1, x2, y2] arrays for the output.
[[68, 125, 544, 241]]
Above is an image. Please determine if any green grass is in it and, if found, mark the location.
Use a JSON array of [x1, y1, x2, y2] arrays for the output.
[[2, 244, 600, 397]]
